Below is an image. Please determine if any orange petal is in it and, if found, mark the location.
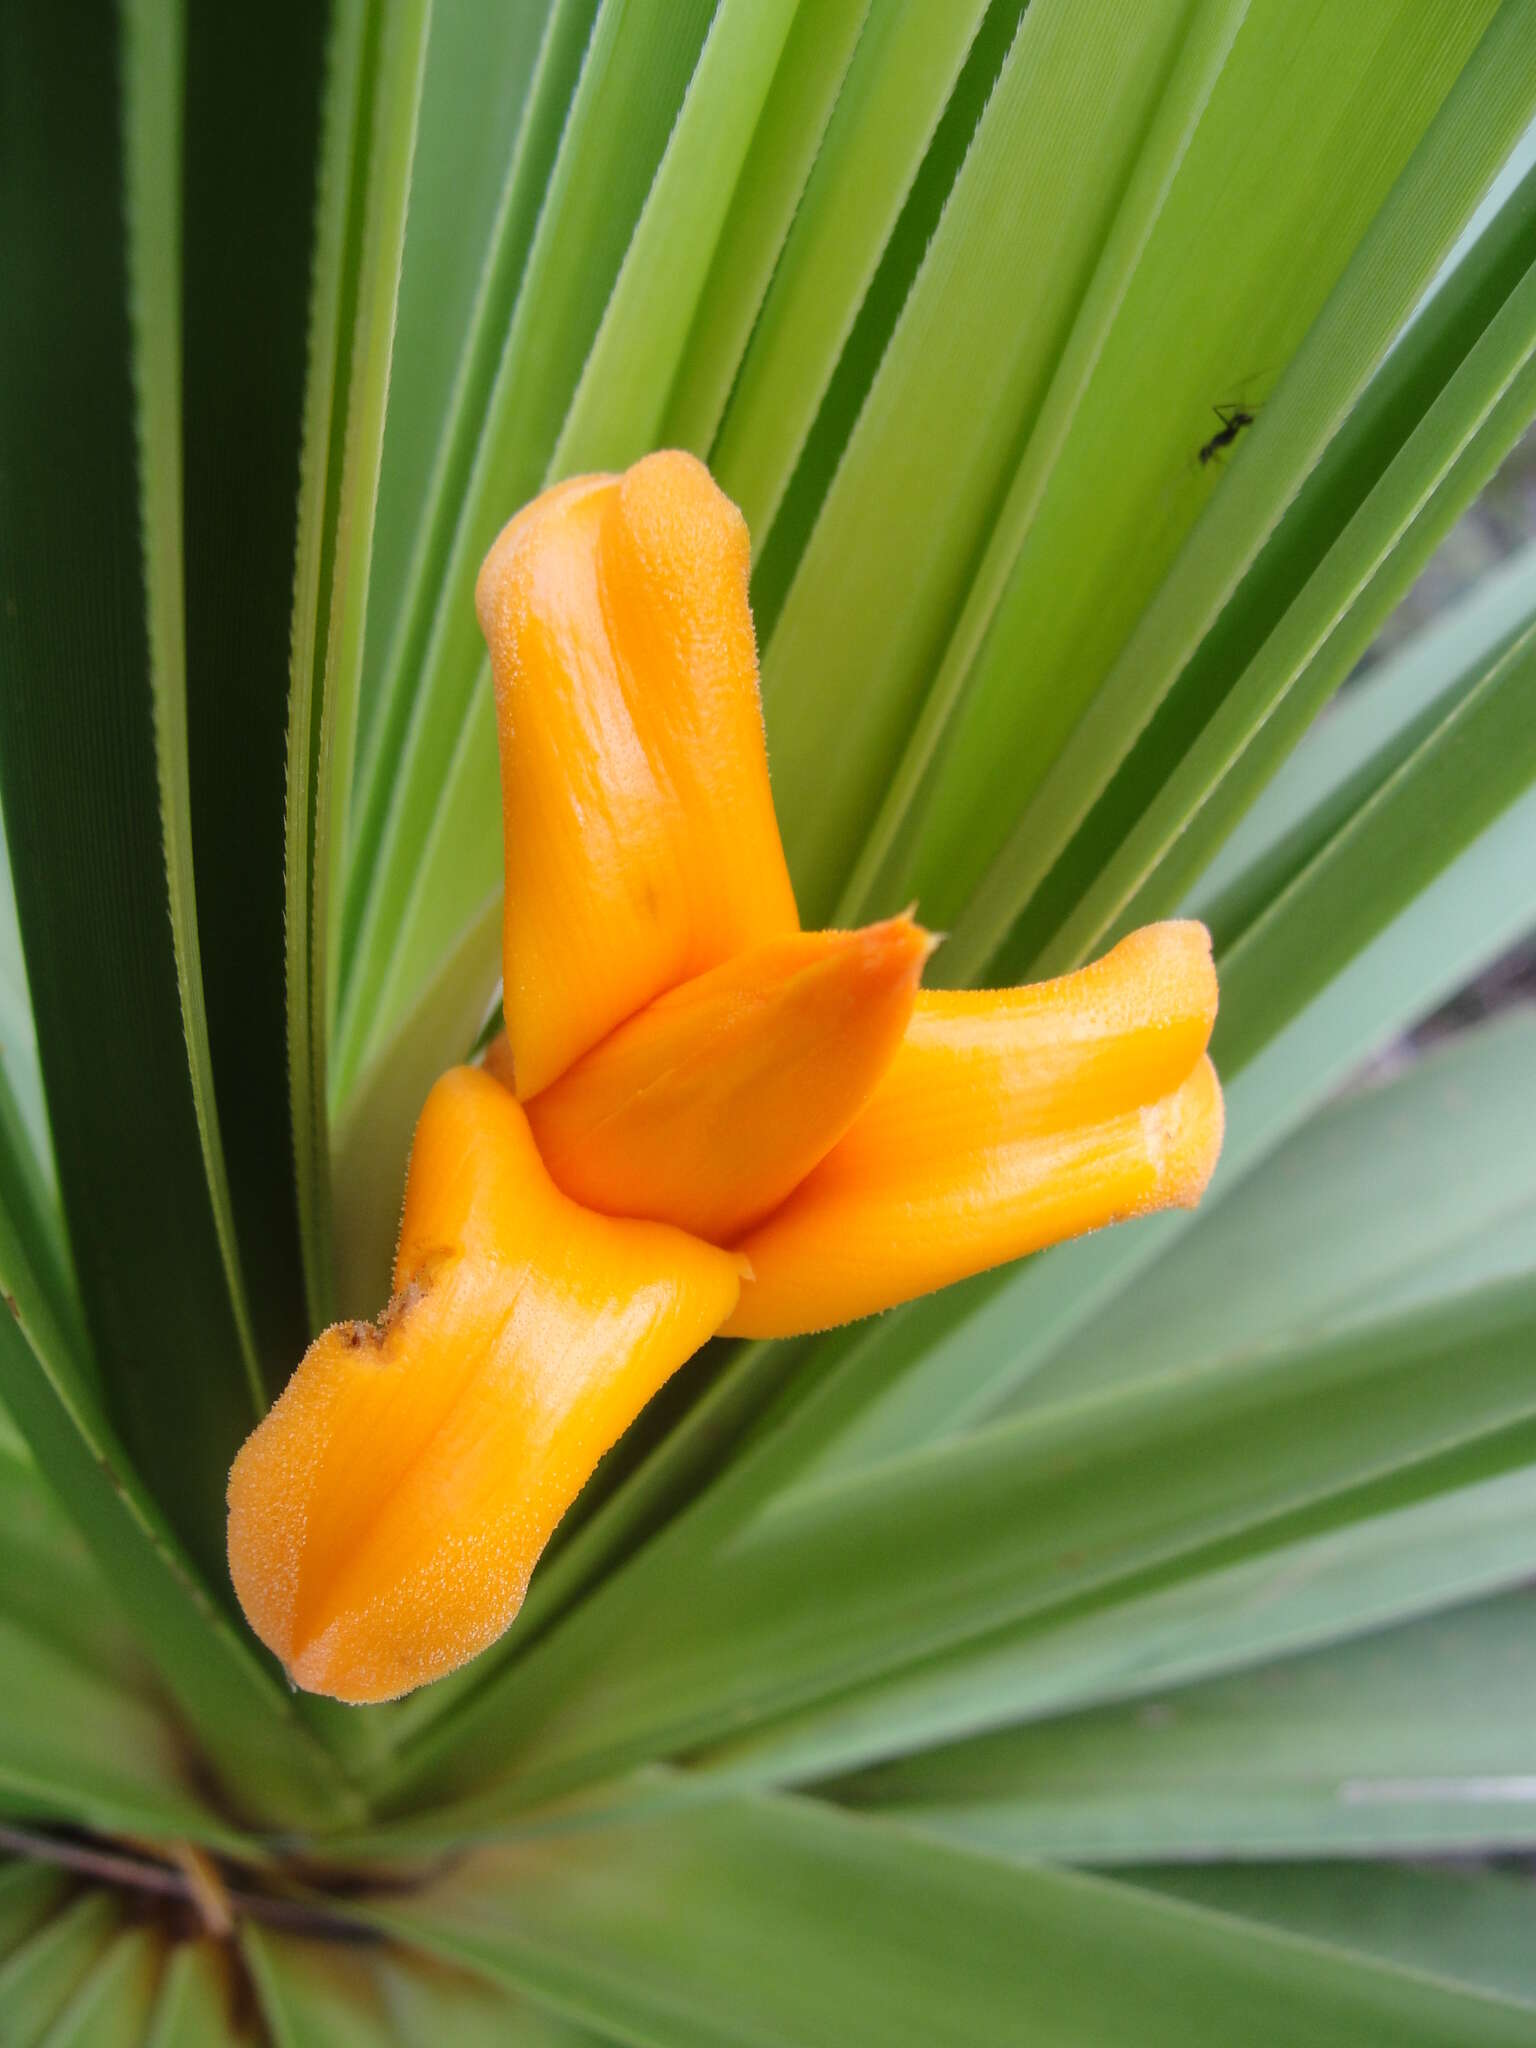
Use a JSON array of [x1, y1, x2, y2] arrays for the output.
[[476, 452, 798, 1098], [525, 916, 933, 1245], [227, 1067, 739, 1703], [723, 923, 1223, 1338]]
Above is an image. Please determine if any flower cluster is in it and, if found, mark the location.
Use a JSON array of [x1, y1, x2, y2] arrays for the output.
[[228, 454, 1222, 1703]]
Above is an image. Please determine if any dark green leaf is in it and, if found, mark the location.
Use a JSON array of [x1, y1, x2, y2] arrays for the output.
[[0, 0, 258, 1573]]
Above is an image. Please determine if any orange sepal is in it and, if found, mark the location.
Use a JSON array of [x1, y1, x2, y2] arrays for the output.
[[227, 1067, 740, 1703], [723, 922, 1223, 1338], [476, 451, 798, 1099], [525, 915, 933, 1244]]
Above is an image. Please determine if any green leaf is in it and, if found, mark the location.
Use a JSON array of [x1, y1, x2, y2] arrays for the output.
[[1213, 607, 1536, 1071], [832, 0, 1251, 926], [693, 1443, 1536, 1794], [245, 1930, 403, 2048], [760, 0, 1206, 920], [343, 0, 599, 1004], [376, 1941, 610, 2039], [173, 3, 337, 1389], [660, 0, 871, 456], [1020, 1007, 1536, 1409], [373, 1947, 611, 2046], [34, 1928, 163, 2048], [391, 1270, 1536, 1822], [837, 1588, 1536, 1864], [710, 0, 992, 538], [906, 0, 1533, 971], [0, 1302, 361, 1831], [1012, 157, 1536, 983], [0, 1606, 233, 1844], [0, 1893, 121, 2048], [285, 0, 433, 1329], [330, 891, 500, 1317], [0, 1863, 67, 1968], [122, 0, 265, 1413], [354, 0, 559, 785], [0, 808, 54, 1202], [0, 1025, 91, 1418], [337, 0, 718, 1098], [552, 0, 811, 475], [1188, 536, 1536, 943], [365, 1790, 1536, 2046], [0, 0, 262, 1574], [0, 1452, 239, 1843], [143, 1943, 252, 2048], [1135, 1864, 1536, 2011], [247, 1927, 601, 2048]]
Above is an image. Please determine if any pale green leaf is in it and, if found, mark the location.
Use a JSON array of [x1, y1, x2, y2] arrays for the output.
[[355, 0, 559, 784], [694, 1445, 1536, 1793], [1188, 536, 1536, 936], [247, 1927, 601, 2048], [347, 0, 594, 926], [762, 0, 1204, 920], [337, 0, 717, 1097], [389, 1274, 1536, 1821], [286, 0, 432, 1327], [364, 1791, 1536, 2046], [1021, 1008, 1536, 1409], [913, 0, 1532, 970], [1021, 167, 1536, 981], [661, 0, 870, 456], [710, 0, 991, 537], [1135, 1864, 1536, 2012], [552, 0, 809, 475], [838, 1590, 1536, 1864]]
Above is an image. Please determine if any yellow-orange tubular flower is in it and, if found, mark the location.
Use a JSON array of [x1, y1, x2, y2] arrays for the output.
[[228, 451, 1224, 1702]]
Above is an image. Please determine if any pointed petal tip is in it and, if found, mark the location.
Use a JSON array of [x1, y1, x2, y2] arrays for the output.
[[846, 909, 935, 985], [720, 924, 1224, 1340], [527, 920, 929, 1244]]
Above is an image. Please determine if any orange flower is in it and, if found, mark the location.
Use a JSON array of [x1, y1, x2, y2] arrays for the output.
[[228, 453, 1222, 1702]]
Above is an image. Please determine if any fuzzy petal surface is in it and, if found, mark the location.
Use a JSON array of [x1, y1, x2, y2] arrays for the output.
[[524, 916, 931, 1244], [476, 452, 798, 1098], [723, 923, 1223, 1338], [227, 1068, 740, 1702]]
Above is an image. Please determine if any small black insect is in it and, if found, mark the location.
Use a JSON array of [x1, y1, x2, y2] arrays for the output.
[[1199, 402, 1255, 466]]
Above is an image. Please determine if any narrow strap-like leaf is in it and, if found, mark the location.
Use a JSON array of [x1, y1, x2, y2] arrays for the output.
[[928, 0, 1536, 979], [284, 0, 432, 1329], [1138, 1863, 1536, 2011], [176, 2, 338, 1389], [335, 0, 717, 1101], [840, 1587, 1536, 1867], [0, 0, 269, 1565], [361, 1790, 1536, 2046], [122, 0, 265, 1413]]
